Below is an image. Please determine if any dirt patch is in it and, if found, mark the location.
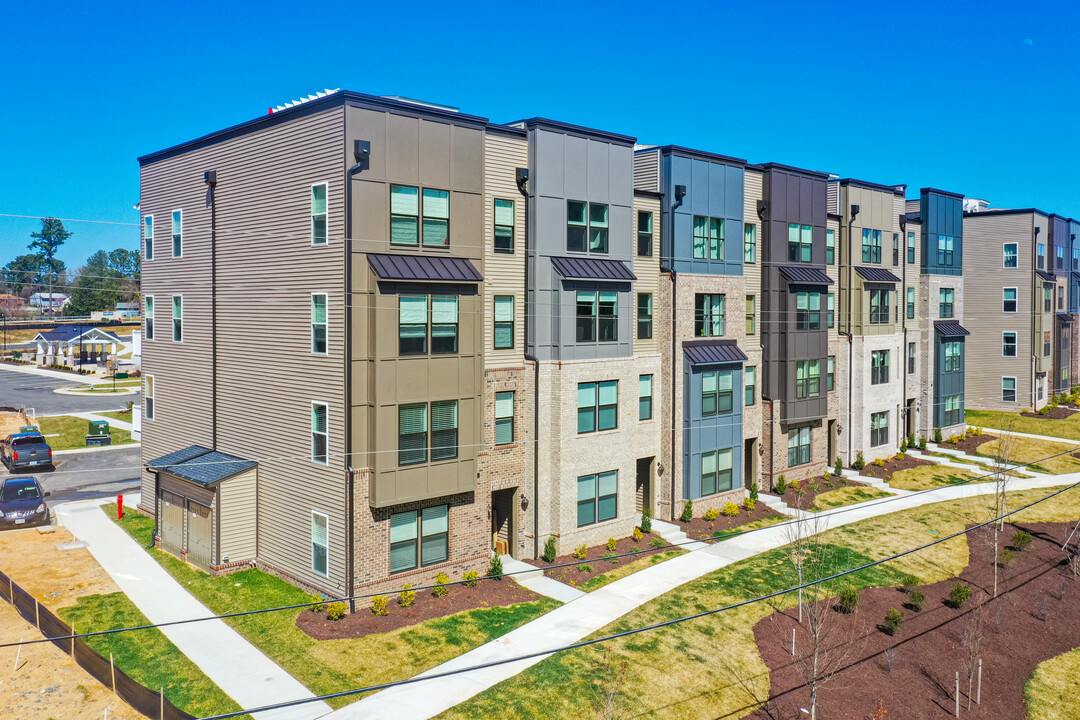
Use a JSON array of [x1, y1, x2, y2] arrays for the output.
[[751, 522, 1080, 720], [297, 577, 546, 640], [676, 503, 786, 541], [938, 432, 997, 455], [523, 531, 676, 586], [765, 476, 873, 511], [859, 453, 936, 483], [0, 409, 33, 436], [1024, 406, 1079, 420], [0, 525, 119, 611]]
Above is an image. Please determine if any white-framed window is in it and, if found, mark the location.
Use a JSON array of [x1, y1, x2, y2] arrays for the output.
[[391, 185, 420, 245], [495, 199, 515, 253], [311, 402, 329, 465], [171, 210, 182, 258], [744, 366, 756, 406], [1002, 332, 1017, 357], [311, 293, 327, 354], [311, 511, 329, 577], [744, 223, 756, 263], [578, 381, 618, 432], [422, 189, 450, 247], [1003, 242, 1018, 268], [171, 295, 183, 342], [495, 391, 514, 445], [144, 295, 155, 341], [143, 215, 154, 260], [944, 395, 962, 426], [638, 211, 654, 257], [639, 375, 653, 420], [494, 295, 514, 350], [870, 411, 889, 447], [1002, 376, 1017, 403], [577, 471, 618, 526], [695, 293, 725, 336], [398, 401, 459, 465], [1002, 287, 1017, 313], [390, 505, 449, 573], [701, 448, 733, 495], [144, 374, 155, 420], [567, 201, 610, 253], [788, 427, 811, 466], [311, 183, 328, 245], [826, 229, 835, 264], [694, 216, 725, 260]]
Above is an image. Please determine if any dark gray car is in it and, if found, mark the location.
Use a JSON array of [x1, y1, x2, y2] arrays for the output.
[[0, 477, 51, 529]]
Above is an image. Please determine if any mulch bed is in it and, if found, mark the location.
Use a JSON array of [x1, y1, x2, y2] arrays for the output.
[[859, 453, 936, 483], [937, 432, 997, 455], [750, 521, 1080, 720], [297, 576, 545, 640], [524, 531, 672, 586], [764, 476, 872, 511], [677, 503, 786, 541], [1024, 406, 1079, 420]]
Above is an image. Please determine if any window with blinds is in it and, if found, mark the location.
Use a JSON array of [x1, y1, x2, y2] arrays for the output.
[[398, 403, 427, 466], [311, 184, 328, 245], [311, 512, 328, 576], [494, 199, 514, 253], [399, 296, 427, 354], [744, 366, 755, 406], [431, 296, 458, 354], [391, 185, 420, 245], [311, 294, 327, 354], [422, 189, 450, 246], [144, 215, 154, 260], [144, 296, 154, 340], [311, 402, 328, 465], [171, 210, 183, 258], [577, 471, 617, 526], [701, 370, 733, 416], [431, 400, 459, 461], [389, 505, 449, 573], [694, 294, 725, 337], [172, 295, 183, 342], [567, 201, 609, 253], [694, 216, 724, 260], [578, 381, 618, 433], [144, 375, 155, 420], [495, 391, 514, 445], [639, 375, 653, 420], [494, 296, 514, 349]]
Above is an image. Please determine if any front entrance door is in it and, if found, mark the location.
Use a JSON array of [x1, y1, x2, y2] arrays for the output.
[[491, 488, 515, 558], [187, 501, 213, 571], [744, 439, 756, 489], [160, 491, 185, 557], [635, 457, 653, 514], [906, 400, 916, 438], [827, 420, 837, 466]]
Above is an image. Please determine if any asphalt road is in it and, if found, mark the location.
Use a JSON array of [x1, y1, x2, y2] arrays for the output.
[[0, 367, 138, 415], [1, 446, 142, 505]]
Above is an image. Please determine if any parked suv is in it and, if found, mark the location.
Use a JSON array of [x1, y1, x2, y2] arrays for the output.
[[1, 433, 53, 471], [0, 477, 51, 529]]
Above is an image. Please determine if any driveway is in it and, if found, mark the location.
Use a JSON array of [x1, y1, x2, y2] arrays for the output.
[[2, 446, 142, 505], [0, 367, 138, 415]]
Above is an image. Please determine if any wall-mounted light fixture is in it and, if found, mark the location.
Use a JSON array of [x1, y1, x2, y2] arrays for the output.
[[203, 170, 217, 186], [756, 199, 767, 220], [520, 493, 529, 510], [674, 185, 687, 202], [350, 140, 370, 174], [850, 204, 860, 222], [516, 167, 529, 193]]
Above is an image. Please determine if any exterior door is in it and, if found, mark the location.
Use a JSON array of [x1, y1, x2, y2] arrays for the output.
[[491, 488, 515, 558], [160, 491, 185, 557], [635, 457, 653, 514], [187, 501, 213, 571]]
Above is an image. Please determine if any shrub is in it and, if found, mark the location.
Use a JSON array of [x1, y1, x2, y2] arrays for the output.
[[998, 549, 1015, 567], [399, 584, 416, 607], [327, 602, 348, 621], [970, 426, 983, 436], [749, 481, 759, 501], [823, 481, 834, 489], [853, 451, 866, 470], [632, 526, 644, 542], [882, 608, 903, 635], [573, 544, 588, 560], [606, 537, 618, 552], [577, 564, 593, 573], [899, 438, 907, 452], [433, 572, 450, 597], [918, 435, 928, 451], [1012, 530, 1033, 551], [309, 601, 326, 613], [908, 432, 916, 448], [1021, 408, 1030, 414], [946, 434, 961, 445], [629, 547, 641, 554], [681, 499, 694, 523], [933, 427, 943, 443], [949, 583, 972, 609], [900, 573, 920, 591], [371, 596, 388, 616], [907, 590, 926, 612], [874, 458, 886, 467], [775, 475, 788, 494], [649, 537, 666, 548], [640, 507, 652, 534], [487, 554, 503, 580], [834, 457, 844, 478], [743, 497, 756, 512], [543, 535, 558, 563], [722, 501, 740, 517], [704, 507, 720, 521], [463, 570, 479, 587], [839, 586, 860, 614]]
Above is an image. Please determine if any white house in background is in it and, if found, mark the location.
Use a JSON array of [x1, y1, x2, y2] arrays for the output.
[[28, 292, 69, 309], [32, 325, 122, 367]]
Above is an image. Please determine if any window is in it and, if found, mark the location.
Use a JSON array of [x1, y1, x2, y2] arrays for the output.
[[796, 360, 820, 398], [311, 184, 328, 245], [744, 366, 755, 406], [577, 471, 617, 526], [311, 512, 328, 576], [422, 189, 450, 246], [1003, 287, 1017, 312], [892, 233, 899, 266], [637, 293, 653, 339], [938, 236, 954, 266], [1059, 286, 1066, 311], [944, 341, 961, 373], [862, 228, 882, 263], [144, 296, 154, 341], [171, 210, 182, 258], [939, 288, 954, 318], [870, 411, 889, 447], [494, 199, 514, 253], [701, 370, 733, 415], [827, 356, 835, 391], [568, 201, 609, 253], [1002, 377, 1016, 403], [171, 295, 183, 342], [391, 185, 419, 245], [746, 295, 756, 335], [494, 295, 514, 350], [871, 350, 889, 385], [943, 395, 962, 426], [390, 505, 449, 573], [144, 375, 155, 420], [908, 342, 916, 374], [1003, 332, 1017, 357], [907, 232, 915, 264], [495, 391, 514, 445], [1045, 284, 1054, 313], [598, 291, 618, 341], [1074, 247, 1079, 271], [398, 403, 428, 465], [796, 291, 821, 330], [311, 294, 327, 354], [788, 224, 812, 263], [907, 287, 915, 319], [399, 296, 428, 354], [639, 375, 653, 420], [576, 291, 596, 342], [827, 294, 835, 329], [578, 381, 618, 433], [143, 215, 154, 260], [1037, 243, 1046, 269], [430, 296, 459, 352], [744, 223, 756, 263], [1000, 242, 1017, 267], [701, 448, 733, 495], [637, 211, 653, 256], [430, 400, 459, 461], [1037, 374, 1045, 400], [694, 216, 724, 260], [870, 289, 890, 324], [826, 229, 835, 265], [311, 403, 328, 464], [577, 291, 617, 343], [695, 294, 725, 336], [788, 427, 810, 466], [1056, 245, 1065, 270], [1044, 331, 1052, 357]]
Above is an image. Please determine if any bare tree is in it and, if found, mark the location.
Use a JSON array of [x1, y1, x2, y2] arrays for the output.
[[589, 646, 627, 720], [962, 598, 985, 710], [986, 419, 1016, 597]]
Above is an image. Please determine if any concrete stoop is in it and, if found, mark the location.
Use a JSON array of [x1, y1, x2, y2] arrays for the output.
[[648, 517, 709, 551], [926, 443, 1051, 477], [499, 555, 585, 603]]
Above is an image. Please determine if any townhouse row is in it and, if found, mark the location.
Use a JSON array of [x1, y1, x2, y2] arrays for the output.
[[135, 90, 1079, 599]]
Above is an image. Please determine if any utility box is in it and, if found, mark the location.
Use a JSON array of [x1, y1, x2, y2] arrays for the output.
[[86, 420, 112, 446]]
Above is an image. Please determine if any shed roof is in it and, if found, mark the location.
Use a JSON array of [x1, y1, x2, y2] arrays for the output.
[[1036, 270, 1056, 282], [1057, 313, 1074, 325], [682, 339, 749, 365], [855, 267, 902, 283], [550, 256, 637, 281], [35, 325, 122, 344], [147, 446, 257, 487], [934, 321, 971, 337], [367, 253, 483, 283], [778, 266, 834, 285]]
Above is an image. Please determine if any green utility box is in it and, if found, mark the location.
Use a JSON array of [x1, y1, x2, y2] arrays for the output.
[[115, 372, 129, 379], [86, 420, 112, 446], [20, 426, 39, 433]]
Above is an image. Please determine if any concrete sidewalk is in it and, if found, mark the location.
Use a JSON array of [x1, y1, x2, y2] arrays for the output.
[[66, 410, 135, 432], [0, 362, 113, 384], [57, 496, 330, 720], [323, 473, 1076, 720]]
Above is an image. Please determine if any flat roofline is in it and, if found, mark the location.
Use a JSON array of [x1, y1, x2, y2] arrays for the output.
[[657, 145, 746, 168], [750, 162, 831, 179], [634, 188, 664, 198], [833, 177, 906, 196], [964, 208, 1050, 219], [920, 187, 965, 200], [509, 117, 636, 146]]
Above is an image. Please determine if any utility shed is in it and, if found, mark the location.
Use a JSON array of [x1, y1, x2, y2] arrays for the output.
[[146, 446, 257, 573]]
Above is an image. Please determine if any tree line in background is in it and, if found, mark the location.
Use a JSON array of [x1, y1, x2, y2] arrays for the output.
[[1, 217, 140, 316]]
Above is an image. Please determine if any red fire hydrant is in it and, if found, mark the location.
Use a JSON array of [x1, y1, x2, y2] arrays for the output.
[[117, 494, 124, 520]]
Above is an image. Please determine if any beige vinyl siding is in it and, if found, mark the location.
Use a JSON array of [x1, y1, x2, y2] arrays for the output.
[[742, 169, 765, 445], [218, 468, 258, 562], [826, 181, 838, 216], [632, 192, 662, 356], [139, 105, 348, 594], [484, 131, 527, 367], [633, 149, 660, 192]]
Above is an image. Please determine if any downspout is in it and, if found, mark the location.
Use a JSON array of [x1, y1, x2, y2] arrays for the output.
[[899, 216, 907, 440], [846, 201, 859, 464], [1033, 224, 1041, 409], [665, 186, 684, 522], [516, 167, 539, 560], [205, 171, 218, 449]]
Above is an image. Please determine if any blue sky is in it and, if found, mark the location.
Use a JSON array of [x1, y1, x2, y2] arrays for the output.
[[2, 0, 1077, 269]]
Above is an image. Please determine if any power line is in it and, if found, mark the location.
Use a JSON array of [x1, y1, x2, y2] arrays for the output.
[[0, 213, 138, 227]]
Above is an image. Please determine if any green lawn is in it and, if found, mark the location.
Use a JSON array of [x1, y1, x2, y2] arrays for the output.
[[888, 465, 982, 491], [37, 415, 136, 450], [967, 408, 1080, 441], [58, 593, 245, 719], [96, 410, 135, 423], [577, 549, 687, 592], [1026, 647, 1080, 720], [103, 504, 560, 710], [807, 485, 893, 512], [974, 435, 1080, 475]]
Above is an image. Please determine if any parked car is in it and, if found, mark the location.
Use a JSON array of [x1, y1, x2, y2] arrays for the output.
[[0, 433, 54, 471], [0, 477, 51, 529]]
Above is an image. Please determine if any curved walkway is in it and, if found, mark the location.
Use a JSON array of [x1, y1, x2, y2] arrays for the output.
[[324, 472, 1078, 720]]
